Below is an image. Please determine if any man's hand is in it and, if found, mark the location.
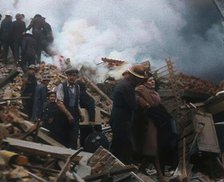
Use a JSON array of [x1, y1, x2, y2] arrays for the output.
[[79, 114, 84, 123], [67, 114, 74, 124]]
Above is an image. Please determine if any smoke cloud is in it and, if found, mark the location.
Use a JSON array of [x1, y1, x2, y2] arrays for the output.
[[0, 0, 223, 82]]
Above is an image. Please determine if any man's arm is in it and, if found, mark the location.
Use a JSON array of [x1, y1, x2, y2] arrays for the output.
[[56, 100, 73, 124], [56, 83, 74, 124]]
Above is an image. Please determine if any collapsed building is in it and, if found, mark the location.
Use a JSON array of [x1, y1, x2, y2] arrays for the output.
[[0, 57, 224, 181]]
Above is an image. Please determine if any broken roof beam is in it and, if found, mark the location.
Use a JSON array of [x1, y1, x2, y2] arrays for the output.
[[0, 69, 20, 89], [82, 76, 112, 105]]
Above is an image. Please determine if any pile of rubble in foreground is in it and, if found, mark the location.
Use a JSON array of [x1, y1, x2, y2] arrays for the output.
[[1, 60, 224, 181]]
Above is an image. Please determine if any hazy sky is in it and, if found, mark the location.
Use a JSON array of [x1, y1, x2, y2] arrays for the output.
[[0, 0, 223, 81]]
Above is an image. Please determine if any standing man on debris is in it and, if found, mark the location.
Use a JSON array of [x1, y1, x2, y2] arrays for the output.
[[26, 14, 44, 63], [0, 11, 14, 64], [21, 33, 37, 68], [56, 67, 83, 149], [21, 64, 37, 120], [109, 65, 147, 164], [32, 74, 50, 121], [41, 17, 54, 56], [12, 13, 26, 64]]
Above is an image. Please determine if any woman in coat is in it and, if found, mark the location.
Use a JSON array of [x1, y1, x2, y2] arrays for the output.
[[133, 73, 177, 181]]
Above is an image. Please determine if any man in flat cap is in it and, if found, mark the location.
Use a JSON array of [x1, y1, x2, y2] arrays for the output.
[[56, 67, 82, 149], [32, 74, 51, 121]]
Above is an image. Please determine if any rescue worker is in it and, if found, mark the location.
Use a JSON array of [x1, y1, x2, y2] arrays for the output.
[[12, 13, 26, 63], [0, 11, 13, 64], [109, 65, 147, 164]]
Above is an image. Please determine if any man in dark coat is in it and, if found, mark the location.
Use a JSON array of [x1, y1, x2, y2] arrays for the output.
[[21, 33, 37, 67], [109, 65, 146, 164], [42, 91, 66, 145], [97, 76, 116, 100], [12, 13, 26, 63], [32, 74, 50, 121], [21, 64, 37, 119], [41, 17, 54, 56], [26, 14, 44, 63], [0, 12, 13, 64], [76, 79, 95, 122]]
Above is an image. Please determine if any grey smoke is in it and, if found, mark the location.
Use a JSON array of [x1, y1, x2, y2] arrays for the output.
[[0, 0, 223, 82]]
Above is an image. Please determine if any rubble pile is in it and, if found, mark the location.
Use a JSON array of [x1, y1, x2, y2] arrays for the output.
[[157, 72, 220, 96], [174, 73, 219, 95], [0, 62, 136, 182], [1, 59, 224, 181]]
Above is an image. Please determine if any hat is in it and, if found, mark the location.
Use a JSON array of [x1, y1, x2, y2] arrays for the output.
[[15, 13, 22, 19], [34, 14, 42, 18], [47, 91, 56, 96], [41, 75, 51, 81], [5, 11, 12, 16], [127, 65, 147, 79], [64, 67, 79, 76], [28, 64, 36, 69]]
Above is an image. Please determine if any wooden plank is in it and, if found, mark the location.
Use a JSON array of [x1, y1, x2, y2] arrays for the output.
[[181, 122, 195, 138], [3, 137, 92, 159], [83, 76, 112, 105], [37, 130, 65, 147], [193, 112, 220, 153]]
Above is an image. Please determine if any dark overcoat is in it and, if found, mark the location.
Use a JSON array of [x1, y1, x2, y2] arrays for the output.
[[110, 78, 137, 164]]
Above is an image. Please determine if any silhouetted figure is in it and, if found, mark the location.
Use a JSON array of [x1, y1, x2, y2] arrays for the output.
[[41, 17, 54, 56], [12, 14, 26, 63], [12, 13, 26, 63], [26, 14, 44, 63], [0, 12, 13, 64], [21, 65, 37, 119], [21, 33, 37, 68]]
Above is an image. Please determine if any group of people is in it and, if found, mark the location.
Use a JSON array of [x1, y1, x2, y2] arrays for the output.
[[0, 12, 53, 68], [0, 11, 179, 180], [109, 65, 178, 181], [21, 65, 95, 150], [19, 62, 178, 180]]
